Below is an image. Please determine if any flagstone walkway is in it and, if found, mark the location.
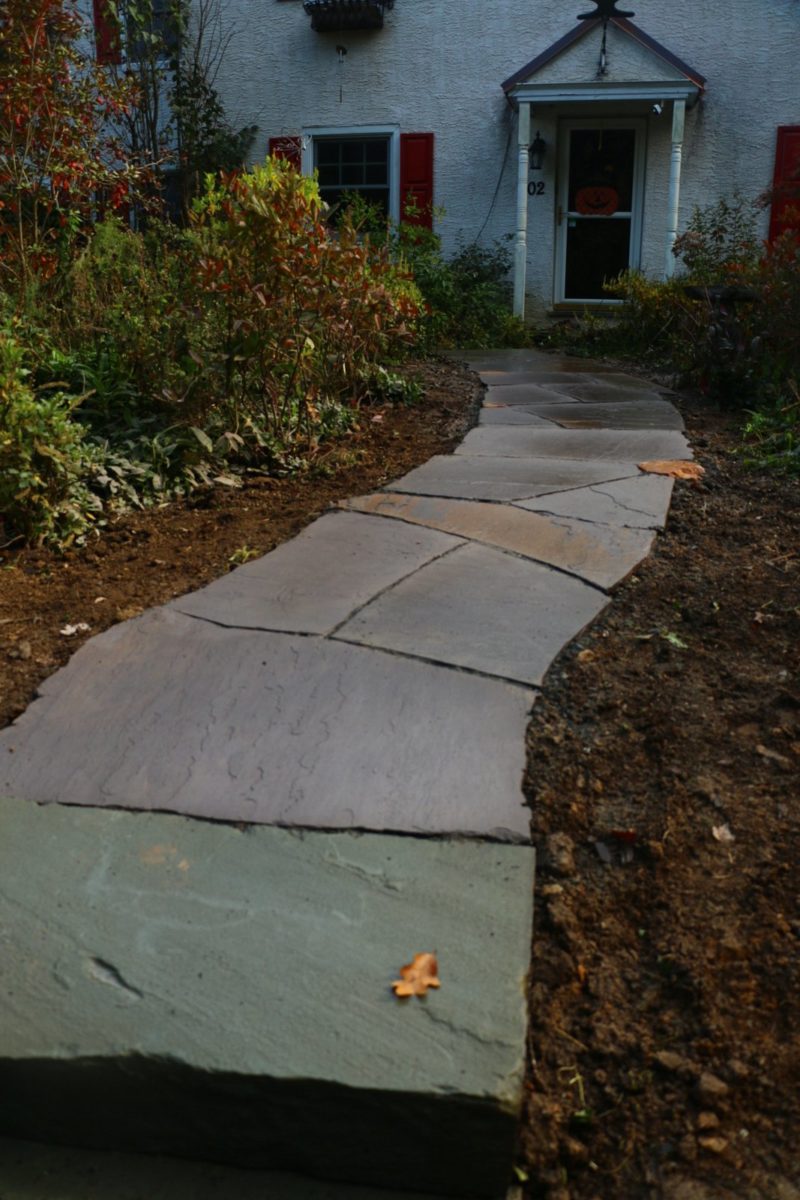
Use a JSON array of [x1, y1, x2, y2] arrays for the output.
[[0, 349, 689, 1198]]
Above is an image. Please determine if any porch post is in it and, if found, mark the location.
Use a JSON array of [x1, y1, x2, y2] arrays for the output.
[[665, 99, 686, 278], [513, 102, 531, 318]]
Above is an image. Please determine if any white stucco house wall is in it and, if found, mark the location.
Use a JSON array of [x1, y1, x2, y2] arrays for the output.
[[91, 0, 800, 321]]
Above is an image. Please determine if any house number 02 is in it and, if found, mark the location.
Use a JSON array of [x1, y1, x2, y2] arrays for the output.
[[528, 181, 545, 196]]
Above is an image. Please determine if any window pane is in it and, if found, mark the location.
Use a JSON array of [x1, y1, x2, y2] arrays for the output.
[[565, 218, 631, 300], [365, 140, 388, 165], [319, 186, 390, 222], [313, 136, 391, 218], [568, 128, 635, 213], [316, 143, 339, 167]]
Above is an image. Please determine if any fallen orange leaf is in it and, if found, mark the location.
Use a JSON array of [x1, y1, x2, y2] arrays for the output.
[[637, 460, 705, 481], [392, 952, 441, 998]]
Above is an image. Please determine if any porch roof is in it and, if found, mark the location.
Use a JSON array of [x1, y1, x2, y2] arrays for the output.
[[502, 17, 705, 107]]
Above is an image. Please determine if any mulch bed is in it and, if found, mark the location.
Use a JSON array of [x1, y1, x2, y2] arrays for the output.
[[1, 356, 798, 1198]]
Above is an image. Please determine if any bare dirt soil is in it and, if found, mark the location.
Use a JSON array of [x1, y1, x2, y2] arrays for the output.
[[1, 357, 798, 1199], [521, 391, 800, 1200]]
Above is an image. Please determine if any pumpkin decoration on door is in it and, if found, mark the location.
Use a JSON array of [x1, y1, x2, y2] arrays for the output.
[[575, 184, 620, 216]]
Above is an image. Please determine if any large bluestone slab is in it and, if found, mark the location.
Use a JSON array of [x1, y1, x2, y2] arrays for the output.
[[0, 609, 533, 840], [510, 400, 685, 430], [1, 1139, 453, 1200], [341, 492, 655, 590], [0, 348, 687, 1197], [484, 383, 582, 406], [335, 542, 607, 686], [170, 510, 463, 634], [479, 370, 599, 389], [546, 378, 672, 402], [517, 474, 675, 531], [455, 426, 691, 462], [386, 454, 643, 502], [479, 406, 556, 426], [0, 798, 535, 1197]]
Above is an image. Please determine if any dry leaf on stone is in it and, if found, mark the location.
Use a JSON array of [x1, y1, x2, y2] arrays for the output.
[[638, 460, 705, 482], [392, 952, 440, 998]]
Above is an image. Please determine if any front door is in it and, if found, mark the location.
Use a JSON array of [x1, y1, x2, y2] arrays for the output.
[[555, 120, 645, 304]]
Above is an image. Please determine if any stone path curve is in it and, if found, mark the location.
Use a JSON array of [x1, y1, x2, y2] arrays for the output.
[[0, 349, 689, 1199]]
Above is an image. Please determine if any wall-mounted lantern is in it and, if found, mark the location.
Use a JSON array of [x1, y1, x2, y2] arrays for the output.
[[529, 132, 547, 171]]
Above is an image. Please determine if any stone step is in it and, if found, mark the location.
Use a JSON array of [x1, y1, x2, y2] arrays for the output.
[[0, 798, 535, 1198], [0, 1138, 456, 1200]]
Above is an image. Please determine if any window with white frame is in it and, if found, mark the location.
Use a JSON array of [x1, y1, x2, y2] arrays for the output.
[[305, 128, 400, 222]]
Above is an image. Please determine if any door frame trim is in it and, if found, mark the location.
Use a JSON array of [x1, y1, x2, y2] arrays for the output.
[[554, 117, 647, 306]]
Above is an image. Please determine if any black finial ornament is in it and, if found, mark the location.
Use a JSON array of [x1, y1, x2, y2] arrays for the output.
[[577, 0, 635, 75], [577, 0, 635, 19]]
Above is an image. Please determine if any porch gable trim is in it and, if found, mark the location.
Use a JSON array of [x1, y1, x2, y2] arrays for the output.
[[502, 17, 706, 101]]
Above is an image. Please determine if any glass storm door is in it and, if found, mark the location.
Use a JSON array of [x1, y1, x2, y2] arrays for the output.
[[556, 121, 645, 303]]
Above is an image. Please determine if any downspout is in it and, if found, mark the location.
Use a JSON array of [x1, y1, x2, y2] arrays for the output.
[[513, 101, 531, 318], [664, 98, 686, 278]]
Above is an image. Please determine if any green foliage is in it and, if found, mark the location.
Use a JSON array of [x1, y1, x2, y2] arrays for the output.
[[61, 215, 194, 420], [0, 0, 148, 293], [341, 195, 525, 350], [673, 193, 761, 283], [740, 390, 800, 475], [184, 159, 420, 462], [0, 328, 100, 546], [111, 0, 257, 218], [359, 365, 423, 407], [538, 192, 800, 473], [398, 228, 525, 351], [169, 55, 257, 213]]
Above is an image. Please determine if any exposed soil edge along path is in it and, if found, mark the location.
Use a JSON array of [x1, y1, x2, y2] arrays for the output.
[[520, 390, 800, 1199], [0, 360, 481, 731]]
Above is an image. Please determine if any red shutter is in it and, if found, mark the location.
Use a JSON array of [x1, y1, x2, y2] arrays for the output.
[[400, 132, 434, 229], [92, 0, 121, 65], [769, 126, 800, 242], [269, 136, 302, 170]]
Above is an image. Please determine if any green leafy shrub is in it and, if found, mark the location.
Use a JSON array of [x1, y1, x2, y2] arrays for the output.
[[395, 227, 524, 350], [342, 194, 525, 350], [536, 192, 800, 470], [673, 193, 761, 283], [62, 217, 195, 422], [0, 328, 100, 546], [182, 159, 420, 465], [740, 388, 800, 475]]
